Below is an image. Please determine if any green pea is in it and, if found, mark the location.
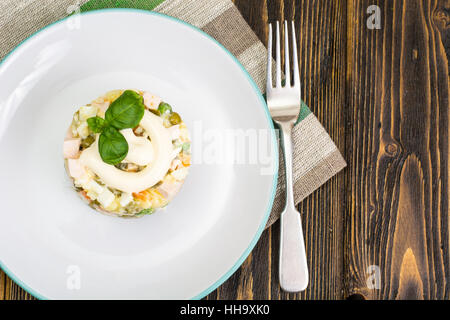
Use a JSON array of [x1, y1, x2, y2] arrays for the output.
[[182, 142, 190, 153], [158, 102, 172, 115], [169, 112, 182, 125]]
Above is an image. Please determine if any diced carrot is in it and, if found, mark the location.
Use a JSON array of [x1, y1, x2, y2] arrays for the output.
[[181, 155, 191, 167], [80, 191, 91, 201], [133, 191, 148, 201]]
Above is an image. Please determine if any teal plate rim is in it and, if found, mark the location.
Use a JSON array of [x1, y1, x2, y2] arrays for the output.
[[0, 8, 279, 300]]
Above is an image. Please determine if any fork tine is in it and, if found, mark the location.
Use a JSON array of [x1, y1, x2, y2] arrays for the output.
[[284, 21, 290, 87], [275, 21, 282, 88], [266, 23, 273, 90], [291, 21, 300, 87]]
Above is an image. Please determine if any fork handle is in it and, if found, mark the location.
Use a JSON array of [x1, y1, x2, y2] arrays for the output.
[[278, 121, 309, 292]]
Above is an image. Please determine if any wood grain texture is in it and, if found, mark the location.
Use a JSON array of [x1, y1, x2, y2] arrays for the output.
[[345, 0, 449, 300], [207, 0, 348, 300], [1, 0, 448, 300]]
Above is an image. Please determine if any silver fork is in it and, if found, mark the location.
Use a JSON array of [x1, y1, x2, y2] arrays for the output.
[[266, 21, 308, 292]]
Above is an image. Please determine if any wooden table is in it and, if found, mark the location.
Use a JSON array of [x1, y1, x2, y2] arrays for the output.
[[1, 0, 448, 300]]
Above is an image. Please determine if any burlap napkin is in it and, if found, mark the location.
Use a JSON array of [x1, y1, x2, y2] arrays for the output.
[[0, 0, 346, 228]]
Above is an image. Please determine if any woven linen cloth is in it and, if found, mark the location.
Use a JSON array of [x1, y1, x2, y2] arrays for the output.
[[0, 0, 346, 228]]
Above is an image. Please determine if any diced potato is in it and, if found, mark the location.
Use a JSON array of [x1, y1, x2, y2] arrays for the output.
[[75, 172, 92, 188], [119, 192, 133, 207], [106, 199, 120, 211], [86, 180, 104, 194], [71, 125, 79, 138], [86, 190, 98, 200], [97, 188, 115, 208], [79, 105, 98, 121], [77, 121, 89, 139]]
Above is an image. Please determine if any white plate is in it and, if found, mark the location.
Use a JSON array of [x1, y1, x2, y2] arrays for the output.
[[0, 9, 277, 299]]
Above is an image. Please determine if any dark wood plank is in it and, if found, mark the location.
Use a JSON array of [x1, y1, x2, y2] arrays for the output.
[[208, 0, 348, 300], [281, 0, 347, 300], [345, 0, 449, 299]]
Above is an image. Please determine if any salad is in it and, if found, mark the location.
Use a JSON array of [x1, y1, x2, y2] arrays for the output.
[[63, 89, 190, 217]]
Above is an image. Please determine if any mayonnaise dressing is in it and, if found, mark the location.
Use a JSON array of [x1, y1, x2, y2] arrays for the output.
[[120, 128, 153, 166], [79, 110, 174, 193]]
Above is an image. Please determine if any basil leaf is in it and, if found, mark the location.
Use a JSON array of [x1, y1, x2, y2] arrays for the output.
[[98, 126, 128, 165], [105, 90, 145, 130], [87, 116, 107, 133]]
